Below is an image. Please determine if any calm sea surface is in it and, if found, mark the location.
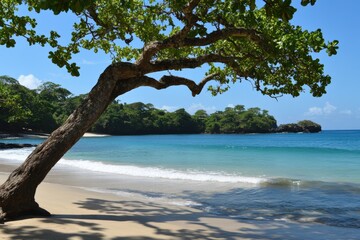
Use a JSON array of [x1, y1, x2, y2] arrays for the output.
[[1, 130, 360, 229]]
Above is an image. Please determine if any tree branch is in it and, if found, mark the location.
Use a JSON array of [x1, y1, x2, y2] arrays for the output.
[[136, 26, 265, 68], [183, 0, 201, 14], [144, 54, 241, 73], [136, 0, 202, 65], [114, 73, 219, 97], [174, 0, 201, 37]]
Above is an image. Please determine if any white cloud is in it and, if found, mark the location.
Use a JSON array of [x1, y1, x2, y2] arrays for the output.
[[187, 103, 217, 114], [159, 103, 217, 114], [160, 105, 178, 112], [323, 102, 337, 114], [306, 107, 323, 116], [18, 74, 42, 89], [81, 59, 96, 65], [227, 103, 235, 108], [340, 110, 352, 115], [305, 102, 337, 116]]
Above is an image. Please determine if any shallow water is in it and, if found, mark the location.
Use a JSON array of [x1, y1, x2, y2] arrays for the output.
[[1, 130, 360, 228]]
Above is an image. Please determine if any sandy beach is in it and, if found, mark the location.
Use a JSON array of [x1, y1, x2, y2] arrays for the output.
[[83, 132, 112, 138], [0, 163, 359, 240]]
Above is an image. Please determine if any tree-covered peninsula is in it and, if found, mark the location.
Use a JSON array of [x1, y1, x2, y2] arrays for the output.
[[1, 76, 320, 135]]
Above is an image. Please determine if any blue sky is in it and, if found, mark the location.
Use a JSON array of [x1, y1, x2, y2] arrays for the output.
[[1, 1, 359, 130]]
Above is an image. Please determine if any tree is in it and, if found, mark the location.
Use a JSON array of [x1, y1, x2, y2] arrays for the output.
[[0, 0, 337, 221], [297, 120, 321, 132], [0, 76, 59, 132], [193, 109, 208, 132], [0, 76, 33, 130], [239, 107, 277, 133], [202, 105, 276, 134], [37, 82, 72, 103], [219, 107, 236, 133], [170, 108, 198, 133], [53, 94, 87, 125], [205, 111, 222, 134]]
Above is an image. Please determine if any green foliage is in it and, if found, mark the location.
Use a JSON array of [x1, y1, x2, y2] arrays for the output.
[[0, 76, 33, 124], [28, 0, 92, 14], [1, 0, 336, 98], [297, 119, 321, 132], [1, 77, 323, 134], [91, 102, 201, 134], [0, 76, 72, 132], [301, 0, 317, 6], [276, 120, 321, 133], [0, 76, 279, 134], [92, 102, 278, 135], [204, 105, 277, 134], [193, 110, 208, 132]]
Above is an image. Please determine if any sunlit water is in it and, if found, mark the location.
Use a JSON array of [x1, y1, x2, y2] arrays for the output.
[[1, 130, 360, 228]]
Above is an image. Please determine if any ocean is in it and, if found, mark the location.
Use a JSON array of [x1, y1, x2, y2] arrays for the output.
[[1, 130, 360, 229]]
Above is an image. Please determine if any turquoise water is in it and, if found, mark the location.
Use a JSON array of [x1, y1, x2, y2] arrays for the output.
[[1, 130, 360, 228], [67, 130, 360, 183]]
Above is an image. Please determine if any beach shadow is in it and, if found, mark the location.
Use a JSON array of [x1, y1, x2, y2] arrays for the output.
[[0, 225, 104, 240], [53, 198, 242, 239], [2, 192, 360, 239], [51, 198, 360, 239]]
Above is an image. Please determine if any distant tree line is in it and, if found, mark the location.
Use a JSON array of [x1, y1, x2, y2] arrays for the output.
[[0, 76, 84, 133], [0, 76, 320, 134]]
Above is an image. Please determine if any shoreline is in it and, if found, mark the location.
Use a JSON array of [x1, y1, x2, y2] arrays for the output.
[[1, 162, 360, 239], [0, 132, 110, 139], [83, 132, 112, 137]]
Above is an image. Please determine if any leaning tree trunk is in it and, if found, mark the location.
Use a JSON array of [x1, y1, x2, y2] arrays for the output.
[[0, 63, 139, 222]]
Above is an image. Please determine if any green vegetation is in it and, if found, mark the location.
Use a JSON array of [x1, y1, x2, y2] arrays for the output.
[[0, 75, 57, 132], [0, 75, 83, 132], [1, 76, 322, 134], [297, 120, 322, 132], [92, 102, 278, 134]]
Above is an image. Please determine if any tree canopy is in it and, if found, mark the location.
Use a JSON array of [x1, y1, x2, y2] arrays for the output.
[[1, 0, 337, 97]]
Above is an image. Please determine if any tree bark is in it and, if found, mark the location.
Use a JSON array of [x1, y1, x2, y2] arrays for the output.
[[0, 62, 138, 222]]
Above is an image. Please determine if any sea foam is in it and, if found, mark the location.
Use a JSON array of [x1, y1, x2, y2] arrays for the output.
[[0, 148, 265, 184], [0, 147, 34, 162], [60, 159, 265, 184]]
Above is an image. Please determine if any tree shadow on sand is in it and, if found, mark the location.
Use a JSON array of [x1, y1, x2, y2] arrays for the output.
[[1, 190, 360, 239], [57, 198, 244, 239], [0, 224, 104, 240]]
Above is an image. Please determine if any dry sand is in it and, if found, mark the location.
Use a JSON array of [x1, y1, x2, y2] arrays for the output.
[[0, 170, 359, 239]]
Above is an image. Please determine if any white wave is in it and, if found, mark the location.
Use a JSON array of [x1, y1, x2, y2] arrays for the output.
[[0, 148, 266, 184], [60, 159, 265, 184], [0, 148, 34, 162]]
